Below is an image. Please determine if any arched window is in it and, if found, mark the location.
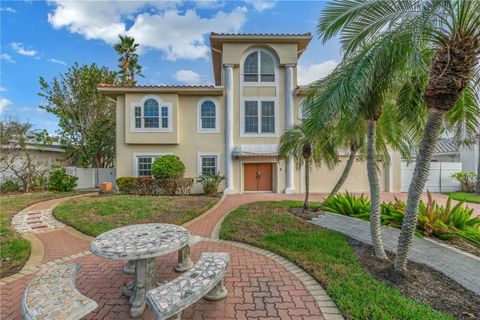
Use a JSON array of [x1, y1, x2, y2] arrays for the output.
[[197, 99, 219, 132], [243, 49, 275, 83], [133, 97, 170, 130], [201, 100, 216, 129]]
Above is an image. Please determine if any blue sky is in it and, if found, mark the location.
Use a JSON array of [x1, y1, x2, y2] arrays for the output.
[[1, 0, 341, 134]]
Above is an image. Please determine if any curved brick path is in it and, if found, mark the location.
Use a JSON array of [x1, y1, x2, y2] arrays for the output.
[[0, 194, 346, 320]]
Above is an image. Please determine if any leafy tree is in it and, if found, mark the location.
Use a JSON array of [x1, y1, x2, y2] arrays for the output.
[[278, 124, 337, 210], [39, 63, 117, 168], [114, 35, 143, 85], [317, 0, 480, 272]]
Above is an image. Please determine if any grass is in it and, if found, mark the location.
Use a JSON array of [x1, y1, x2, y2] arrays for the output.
[[53, 194, 220, 236], [445, 192, 480, 204], [220, 201, 453, 320], [0, 191, 87, 278]]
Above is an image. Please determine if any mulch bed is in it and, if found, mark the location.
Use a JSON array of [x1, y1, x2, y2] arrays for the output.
[[350, 239, 480, 320], [289, 208, 480, 319]]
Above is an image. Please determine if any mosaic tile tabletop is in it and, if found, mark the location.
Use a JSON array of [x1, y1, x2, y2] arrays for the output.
[[90, 223, 190, 260]]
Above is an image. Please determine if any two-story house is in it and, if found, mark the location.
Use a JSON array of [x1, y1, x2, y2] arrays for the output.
[[98, 33, 402, 194]]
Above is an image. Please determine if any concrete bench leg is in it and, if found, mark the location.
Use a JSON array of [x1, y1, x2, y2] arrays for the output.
[[175, 245, 193, 272], [124, 260, 135, 274], [204, 278, 228, 301], [167, 312, 182, 320]]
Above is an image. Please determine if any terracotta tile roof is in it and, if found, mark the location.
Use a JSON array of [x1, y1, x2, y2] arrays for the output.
[[210, 32, 311, 37], [97, 83, 216, 89]]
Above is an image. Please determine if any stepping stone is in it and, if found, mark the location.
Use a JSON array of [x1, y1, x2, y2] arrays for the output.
[[28, 212, 42, 216], [32, 225, 48, 229]]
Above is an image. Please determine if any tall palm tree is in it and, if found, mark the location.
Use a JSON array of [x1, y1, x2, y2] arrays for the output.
[[114, 35, 143, 86], [317, 0, 480, 272], [278, 124, 337, 210], [305, 39, 412, 261]]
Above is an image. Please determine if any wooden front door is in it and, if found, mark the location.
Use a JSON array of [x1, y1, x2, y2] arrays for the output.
[[244, 163, 273, 192]]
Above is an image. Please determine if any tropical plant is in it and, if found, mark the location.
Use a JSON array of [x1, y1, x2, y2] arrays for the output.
[[452, 172, 477, 193], [151, 155, 185, 179], [322, 192, 371, 219], [317, 0, 480, 272], [278, 124, 337, 210], [114, 35, 143, 86], [197, 172, 225, 195], [39, 64, 117, 168], [47, 166, 78, 192]]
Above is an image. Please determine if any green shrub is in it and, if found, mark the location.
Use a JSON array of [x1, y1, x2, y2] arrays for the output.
[[47, 166, 78, 192], [0, 180, 20, 193], [197, 172, 225, 195], [452, 171, 476, 193], [322, 191, 480, 246], [116, 177, 136, 193], [322, 192, 370, 218], [151, 155, 185, 179]]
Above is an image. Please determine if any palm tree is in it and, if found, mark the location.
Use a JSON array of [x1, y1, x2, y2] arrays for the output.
[[305, 40, 413, 261], [317, 0, 480, 272], [278, 124, 337, 210], [114, 35, 143, 86]]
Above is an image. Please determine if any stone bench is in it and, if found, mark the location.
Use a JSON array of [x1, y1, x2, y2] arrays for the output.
[[21, 264, 98, 320], [147, 252, 229, 320]]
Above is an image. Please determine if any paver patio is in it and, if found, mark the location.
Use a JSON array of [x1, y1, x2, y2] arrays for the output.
[[1, 194, 343, 320]]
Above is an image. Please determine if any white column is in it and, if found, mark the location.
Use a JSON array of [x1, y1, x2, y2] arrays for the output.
[[224, 64, 234, 194], [285, 64, 295, 194]]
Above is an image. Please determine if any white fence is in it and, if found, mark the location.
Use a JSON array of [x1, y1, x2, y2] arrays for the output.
[[66, 167, 116, 190], [401, 161, 461, 192]]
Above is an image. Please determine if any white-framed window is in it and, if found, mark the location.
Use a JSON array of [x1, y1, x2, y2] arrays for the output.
[[133, 153, 170, 177], [243, 100, 276, 134], [197, 98, 219, 133], [197, 153, 220, 176], [243, 49, 276, 83], [131, 96, 172, 132]]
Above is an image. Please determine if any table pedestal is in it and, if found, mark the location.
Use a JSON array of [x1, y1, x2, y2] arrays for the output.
[[123, 258, 156, 317], [174, 245, 193, 272]]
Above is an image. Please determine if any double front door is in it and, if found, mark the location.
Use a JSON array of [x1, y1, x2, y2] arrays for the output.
[[244, 163, 273, 192]]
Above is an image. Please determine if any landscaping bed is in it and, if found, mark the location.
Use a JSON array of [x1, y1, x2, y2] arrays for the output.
[[0, 191, 88, 278], [53, 194, 220, 236], [220, 201, 479, 320]]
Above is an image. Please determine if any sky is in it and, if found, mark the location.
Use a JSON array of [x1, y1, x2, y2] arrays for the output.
[[0, 0, 341, 134]]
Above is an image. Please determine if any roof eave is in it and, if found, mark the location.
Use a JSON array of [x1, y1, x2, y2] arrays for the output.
[[97, 86, 225, 96]]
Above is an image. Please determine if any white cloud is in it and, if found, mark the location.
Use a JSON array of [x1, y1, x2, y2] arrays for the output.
[[196, 1, 224, 9], [0, 98, 13, 115], [174, 70, 203, 84], [297, 60, 338, 86], [1, 53, 16, 63], [47, 1, 248, 60], [0, 87, 5, 92], [128, 7, 247, 60], [11, 42, 38, 57], [244, 0, 275, 12], [0, 7, 16, 13], [48, 58, 67, 66]]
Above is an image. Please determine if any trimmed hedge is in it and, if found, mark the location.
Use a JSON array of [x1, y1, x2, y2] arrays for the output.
[[116, 177, 193, 195]]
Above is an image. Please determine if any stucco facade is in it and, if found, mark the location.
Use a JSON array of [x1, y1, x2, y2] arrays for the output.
[[99, 33, 401, 194]]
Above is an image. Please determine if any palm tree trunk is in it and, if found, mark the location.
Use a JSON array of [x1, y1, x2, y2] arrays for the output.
[[476, 137, 480, 195], [394, 108, 445, 272], [304, 160, 310, 210], [367, 119, 388, 261], [329, 144, 356, 197]]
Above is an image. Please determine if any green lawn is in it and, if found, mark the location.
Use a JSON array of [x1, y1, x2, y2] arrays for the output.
[[0, 191, 87, 278], [53, 194, 220, 236], [446, 192, 480, 204], [220, 201, 453, 320]]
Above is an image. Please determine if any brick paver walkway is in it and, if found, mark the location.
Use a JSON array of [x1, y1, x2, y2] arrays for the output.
[[1, 193, 348, 320]]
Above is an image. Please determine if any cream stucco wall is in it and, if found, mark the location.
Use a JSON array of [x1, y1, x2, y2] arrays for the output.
[[116, 94, 225, 193]]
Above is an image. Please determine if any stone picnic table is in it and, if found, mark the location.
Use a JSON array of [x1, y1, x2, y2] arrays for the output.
[[90, 223, 194, 317]]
